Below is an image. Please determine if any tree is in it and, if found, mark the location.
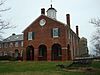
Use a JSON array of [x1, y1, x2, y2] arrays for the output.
[[90, 18, 100, 55], [0, 0, 12, 40]]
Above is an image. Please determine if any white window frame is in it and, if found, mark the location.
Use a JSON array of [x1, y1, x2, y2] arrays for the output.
[[28, 32, 32, 40], [15, 42, 18, 47], [21, 41, 23, 47], [53, 28, 59, 38], [9, 42, 13, 47], [20, 50, 23, 57]]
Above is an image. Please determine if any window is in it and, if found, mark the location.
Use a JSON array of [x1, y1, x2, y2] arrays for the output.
[[52, 28, 60, 38], [21, 41, 23, 47], [4, 43, 8, 48], [28, 32, 32, 40], [4, 51, 7, 56], [28, 32, 35, 40], [0, 44, 1, 48], [9, 42, 13, 47], [15, 42, 18, 47], [20, 50, 23, 57]]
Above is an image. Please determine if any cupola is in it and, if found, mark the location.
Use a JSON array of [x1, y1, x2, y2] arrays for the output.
[[47, 5, 57, 20]]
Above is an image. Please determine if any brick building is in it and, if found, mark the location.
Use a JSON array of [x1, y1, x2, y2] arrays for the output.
[[0, 5, 88, 61], [23, 5, 80, 61], [0, 34, 23, 59]]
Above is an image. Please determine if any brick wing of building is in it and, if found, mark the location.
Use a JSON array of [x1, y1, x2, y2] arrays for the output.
[[0, 34, 23, 59], [23, 5, 81, 61]]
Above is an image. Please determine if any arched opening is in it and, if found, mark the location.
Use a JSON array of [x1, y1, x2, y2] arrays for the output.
[[26, 45, 34, 60], [15, 49, 20, 60], [51, 44, 62, 61], [67, 44, 71, 60], [38, 45, 47, 61]]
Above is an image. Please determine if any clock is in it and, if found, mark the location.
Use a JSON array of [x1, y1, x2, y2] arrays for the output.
[[39, 19, 46, 26]]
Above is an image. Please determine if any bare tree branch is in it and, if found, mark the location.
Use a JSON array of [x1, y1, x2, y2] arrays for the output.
[[0, 8, 11, 12], [90, 18, 100, 27], [90, 17, 100, 55], [0, 0, 5, 6], [0, 0, 14, 40]]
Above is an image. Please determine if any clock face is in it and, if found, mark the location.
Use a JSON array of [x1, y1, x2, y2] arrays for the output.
[[39, 19, 46, 26]]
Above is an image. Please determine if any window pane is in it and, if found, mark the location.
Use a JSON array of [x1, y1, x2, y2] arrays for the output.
[[53, 28, 59, 38], [9, 43, 13, 47], [28, 32, 32, 40], [21, 41, 23, 47], [4, 43, 8, 48], [15, 42, 18, 47], [28, 32, 35, 40]]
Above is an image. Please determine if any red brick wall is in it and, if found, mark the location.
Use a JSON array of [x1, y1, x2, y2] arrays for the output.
[[23, 15, 79, 61], [0, 41, 23, 57]]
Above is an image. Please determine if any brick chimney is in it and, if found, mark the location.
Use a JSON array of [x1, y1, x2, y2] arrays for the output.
[[66, 14, 70, 27], [41, 8, 45, 15], [76, 26, 79, 36]]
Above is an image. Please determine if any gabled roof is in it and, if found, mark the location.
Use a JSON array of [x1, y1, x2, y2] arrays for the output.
[[3, 34, 23, 42], [22, 14, 66, 32]]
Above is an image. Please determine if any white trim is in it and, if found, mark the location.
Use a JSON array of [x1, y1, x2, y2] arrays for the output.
[[53, 28, 59, 38], [62, 47, 68, 50], [28, 32, 32, 40]]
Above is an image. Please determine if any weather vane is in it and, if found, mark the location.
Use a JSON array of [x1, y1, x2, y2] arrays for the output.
[[51, 0, 52, 4], [51, 0, 52, 3]]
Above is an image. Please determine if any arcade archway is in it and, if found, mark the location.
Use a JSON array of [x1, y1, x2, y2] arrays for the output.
[[51, 44, 62, 61], [26, 45, 34, 60], [38, 45, 47, 61]]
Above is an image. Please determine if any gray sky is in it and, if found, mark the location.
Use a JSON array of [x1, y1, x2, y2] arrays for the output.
[[2, 0, 100, 54]]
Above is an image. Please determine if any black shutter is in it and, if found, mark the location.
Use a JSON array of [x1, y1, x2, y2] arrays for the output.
[[58, 28, 60, 37], [51, 29, 53, 38], [27, 32, 28, 40], [32, 32, 35, 40]]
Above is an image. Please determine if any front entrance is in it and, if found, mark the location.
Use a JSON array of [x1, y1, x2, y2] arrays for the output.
[[38, 45, 47, 61], [51, 44, 62, 61], [26, 45, 34, 60]]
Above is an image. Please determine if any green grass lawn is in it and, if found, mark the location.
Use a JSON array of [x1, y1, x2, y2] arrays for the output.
[[0, 61, 100, 75]]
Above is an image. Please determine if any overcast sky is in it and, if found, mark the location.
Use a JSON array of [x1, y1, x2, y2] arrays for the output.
[[2, 0, 100, 54]]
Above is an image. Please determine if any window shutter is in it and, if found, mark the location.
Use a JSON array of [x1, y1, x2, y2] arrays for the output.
[[58, 28, 60, 37], [32, 32, 35, 39], [51, 29, 53, 38], [27, 32, 28, 40]]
